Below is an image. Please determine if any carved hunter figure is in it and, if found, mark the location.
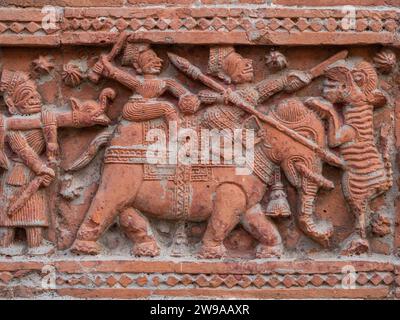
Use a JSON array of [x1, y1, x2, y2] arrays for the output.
[[0, 70, 55, 255], [70, 36, 346, 258], [89, 33, 200, 125], [306, 60, 392, 255], [0, 68, 116, 255]]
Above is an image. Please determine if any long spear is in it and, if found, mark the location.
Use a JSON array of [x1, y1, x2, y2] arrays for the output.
[[167, 52, 345, 169]]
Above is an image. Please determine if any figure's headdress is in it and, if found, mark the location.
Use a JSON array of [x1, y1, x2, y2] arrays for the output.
[[207, 46, 236, 83], [0, 69, 39, 114], [121, 42, 152, 73], [325, 60, 355, 88], [0, 69, 30, 96]]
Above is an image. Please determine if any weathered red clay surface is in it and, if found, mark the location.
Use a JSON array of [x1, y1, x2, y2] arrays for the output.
[[0, 0, 399, 299]]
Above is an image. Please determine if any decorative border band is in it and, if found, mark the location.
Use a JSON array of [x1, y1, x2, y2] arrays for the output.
[[0, 6, 398, 46], [0, 259, 398, 298]]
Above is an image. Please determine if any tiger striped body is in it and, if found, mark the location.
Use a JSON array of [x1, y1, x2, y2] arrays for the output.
[[340, 102, 388, 209]]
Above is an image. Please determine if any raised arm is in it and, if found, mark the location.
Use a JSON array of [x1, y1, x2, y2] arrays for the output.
[[305, 97, 355, 147], [95, 55, 140, 91], [255, 77, 287, 103], [256, 70, 312, 104]]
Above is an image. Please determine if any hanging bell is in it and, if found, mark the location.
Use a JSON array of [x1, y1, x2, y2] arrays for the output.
[[265, 168, 291, 218]]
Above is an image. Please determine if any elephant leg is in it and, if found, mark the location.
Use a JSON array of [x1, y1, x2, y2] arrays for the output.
[[241, 203, 282, 258], [297, 180, 333, 247], [119, 207, 160, 257], [0, 228, 15, 247], [71, 164, 142, 255], [198, 183, 246, 259], [26, 227, 43, 248]]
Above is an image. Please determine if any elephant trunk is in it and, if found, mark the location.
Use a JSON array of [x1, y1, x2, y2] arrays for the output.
[[297, 178, 333, 247], [66, 127, 115, 171], [97, 88, 116, 115]]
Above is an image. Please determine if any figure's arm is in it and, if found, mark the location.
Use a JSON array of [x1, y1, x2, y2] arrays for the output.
[[7, 131, 54, 185], [255, 77, 287, 103], [41, 110, 58, 164], [326, 119, 355, 148], [256, 71, 312, 104], [305, 97, 354, 147], [97, 55, 140, 91], [165, 78, 190, 98], [165, 79, 201, 114], [197, 90, 224, 105]]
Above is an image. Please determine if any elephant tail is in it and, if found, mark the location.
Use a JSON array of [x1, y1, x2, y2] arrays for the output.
[[66, 127, 114, 171]]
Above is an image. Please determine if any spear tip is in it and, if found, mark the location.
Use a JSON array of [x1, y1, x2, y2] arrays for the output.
[[167, 52, 190, 71]]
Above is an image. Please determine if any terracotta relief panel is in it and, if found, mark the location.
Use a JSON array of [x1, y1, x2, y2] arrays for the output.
[[0, 3, 399, 299]]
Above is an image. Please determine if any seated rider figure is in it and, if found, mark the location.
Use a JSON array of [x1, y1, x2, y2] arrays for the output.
[[197, 46, 313, 203], [95, 41, 200, 126], [198, 46, 312, 131]]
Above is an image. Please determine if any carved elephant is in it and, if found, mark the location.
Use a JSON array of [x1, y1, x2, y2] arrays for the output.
[[68, 96, 338, 259]]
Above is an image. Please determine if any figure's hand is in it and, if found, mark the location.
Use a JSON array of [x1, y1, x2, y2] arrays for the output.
[[285, 71, 312, 92], [38, 165, 55, 187], [46, 142, 59, 165], [178, 94, 201, 114], [305, 97, 334, 119], [198, 90, 223, 104], [99, 55, 114, 77], [223, 88, 234, 105], [223, 88, 253, 110]]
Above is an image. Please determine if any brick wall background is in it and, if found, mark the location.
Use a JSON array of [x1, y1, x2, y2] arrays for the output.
[[1, 0, 399, 7]]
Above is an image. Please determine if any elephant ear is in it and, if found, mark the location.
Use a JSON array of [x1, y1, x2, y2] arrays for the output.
[[69, 97, 81, 112]]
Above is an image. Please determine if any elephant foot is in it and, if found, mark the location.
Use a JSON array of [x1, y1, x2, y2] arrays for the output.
[[341, 238, 369, 256], [131, 241, 160, 257], [197, 244, 226, 259], [298, 216, 333, 247], [255, 244, 282, 259], [71, 239, 102, 255]]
